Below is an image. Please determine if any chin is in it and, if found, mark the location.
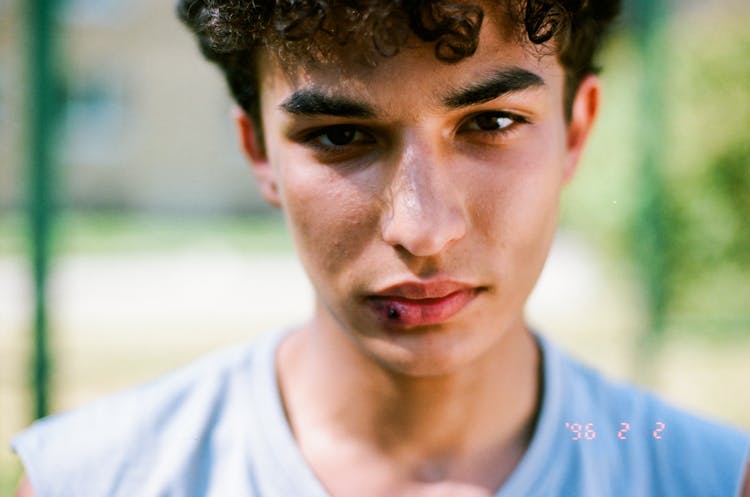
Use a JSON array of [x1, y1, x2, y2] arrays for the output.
[[357, 325, 495, 378]]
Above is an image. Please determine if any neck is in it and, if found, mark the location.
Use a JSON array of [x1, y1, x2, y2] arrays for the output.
[[277, 307, 542, 481]]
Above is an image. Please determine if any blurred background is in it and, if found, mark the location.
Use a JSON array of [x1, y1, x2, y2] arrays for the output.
[[1, 0, 749, 492]]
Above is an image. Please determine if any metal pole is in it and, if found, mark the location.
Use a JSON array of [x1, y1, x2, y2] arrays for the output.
[[27, 0, 59, 419], [632, 0, 670, 380]]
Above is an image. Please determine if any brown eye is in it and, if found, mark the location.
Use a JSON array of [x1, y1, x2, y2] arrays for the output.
[[322, 126, 356, 145], [468, 112, 515, 132], [313, 125, 373, 148]]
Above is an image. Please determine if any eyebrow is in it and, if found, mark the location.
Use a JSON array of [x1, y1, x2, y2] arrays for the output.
[[443, 67, 545, 108], [279, 89, 376, 118]]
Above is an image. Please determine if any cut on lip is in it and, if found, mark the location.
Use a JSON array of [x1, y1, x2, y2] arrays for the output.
[[367, 286, 480, 328], [369, 281, 476, 300]]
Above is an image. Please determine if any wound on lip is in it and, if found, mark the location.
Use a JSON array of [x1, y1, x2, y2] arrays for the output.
[[387, 306, 400, 320]]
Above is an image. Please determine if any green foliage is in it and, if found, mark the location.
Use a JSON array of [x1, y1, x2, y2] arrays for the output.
[[663, 9, 750, 323], [563, 7, 750, 334], [710, 142, 750, 267]]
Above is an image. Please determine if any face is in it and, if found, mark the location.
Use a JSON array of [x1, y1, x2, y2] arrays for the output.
[[239, 10, 598, 377]]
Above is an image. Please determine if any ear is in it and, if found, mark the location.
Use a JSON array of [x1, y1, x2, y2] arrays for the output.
[[233, 106, 282, 209], [563, 74, 600, 184]]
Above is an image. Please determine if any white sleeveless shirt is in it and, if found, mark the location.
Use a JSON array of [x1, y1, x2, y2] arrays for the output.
[[12, 330, 750, 496]]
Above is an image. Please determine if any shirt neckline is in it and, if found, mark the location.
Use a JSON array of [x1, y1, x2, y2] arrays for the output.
[[249, 329, 565, 496]]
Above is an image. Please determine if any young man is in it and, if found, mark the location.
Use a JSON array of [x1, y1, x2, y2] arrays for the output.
[[13, 1, 750, 495]]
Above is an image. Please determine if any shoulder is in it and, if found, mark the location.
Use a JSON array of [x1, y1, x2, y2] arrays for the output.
[[11, 336, 269, 497], [544, 338, 750, 496]]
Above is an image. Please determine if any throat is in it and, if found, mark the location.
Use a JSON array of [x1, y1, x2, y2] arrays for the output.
[[277, 322, 544, 494]]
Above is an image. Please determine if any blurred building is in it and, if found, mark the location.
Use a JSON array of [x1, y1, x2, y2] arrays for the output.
[[0, 0, 268, 214]]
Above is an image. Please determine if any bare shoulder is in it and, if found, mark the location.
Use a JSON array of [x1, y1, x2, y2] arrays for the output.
[[742, 460, 750, 497], [14, 476, 35, 497]]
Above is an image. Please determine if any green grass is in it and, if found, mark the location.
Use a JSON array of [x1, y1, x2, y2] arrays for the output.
[[0, 210, 295, 257], [0, 458, 21, 497]]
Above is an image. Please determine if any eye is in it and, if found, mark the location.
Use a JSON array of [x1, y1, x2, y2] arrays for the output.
[[308, 124, 375, 148], [472, 113, 513, 131], [459, 111, 527, 134]]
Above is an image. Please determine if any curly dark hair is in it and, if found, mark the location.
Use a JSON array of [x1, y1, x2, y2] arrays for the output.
[[177, 0, 620, 137]]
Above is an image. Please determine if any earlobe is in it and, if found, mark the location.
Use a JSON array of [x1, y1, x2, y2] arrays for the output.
[[233, 106, 282, 209], [563, 75, 601, 184]]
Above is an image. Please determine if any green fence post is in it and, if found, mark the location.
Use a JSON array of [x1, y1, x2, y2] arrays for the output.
[[632, 0, 670, 380], [27, 0, 60, 419]]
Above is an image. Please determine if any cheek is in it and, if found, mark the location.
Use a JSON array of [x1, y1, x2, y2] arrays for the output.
[[466, 129, 566, 269], [278, 158, 380, 281]]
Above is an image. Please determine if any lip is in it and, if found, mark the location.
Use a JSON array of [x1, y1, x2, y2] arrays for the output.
[[365, 280, 481, 328], [370, 280, 476, 300]]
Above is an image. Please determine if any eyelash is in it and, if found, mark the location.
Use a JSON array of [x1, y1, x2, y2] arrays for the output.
[[298, 111, 530, 154], [301, 124, 376, 154], [457, 111, 530, 136]]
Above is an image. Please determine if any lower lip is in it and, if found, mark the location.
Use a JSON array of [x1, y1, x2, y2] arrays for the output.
[[366, 289, 479, 328]]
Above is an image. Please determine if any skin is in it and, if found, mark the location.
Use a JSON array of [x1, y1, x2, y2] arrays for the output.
[[16, 7, 750, 497]]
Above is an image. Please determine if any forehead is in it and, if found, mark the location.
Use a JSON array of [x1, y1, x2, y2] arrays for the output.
[[257, 7, 563, 114]]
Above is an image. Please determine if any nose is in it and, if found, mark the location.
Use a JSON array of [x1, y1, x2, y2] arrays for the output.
[[380, 141, 467, 257]]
